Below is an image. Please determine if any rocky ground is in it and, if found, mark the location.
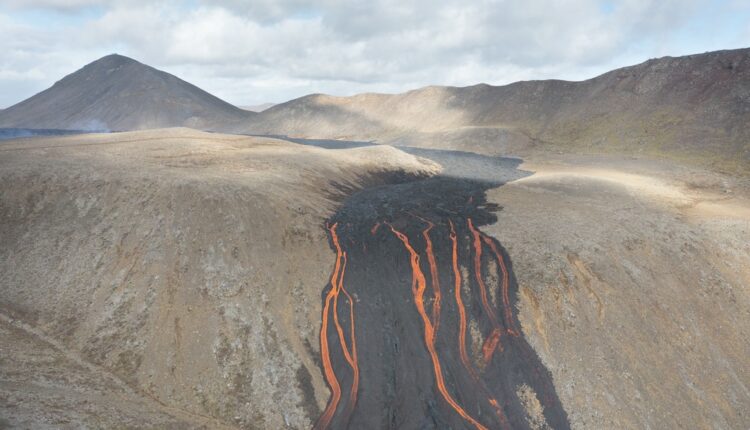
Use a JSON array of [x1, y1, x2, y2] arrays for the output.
[[486, 156, 750, 429], [239, 49, 750, 175], [0, 128, 748, 429], [0, 128, 437, 429]]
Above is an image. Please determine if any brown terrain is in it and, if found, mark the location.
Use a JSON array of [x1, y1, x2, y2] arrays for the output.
[[0, 129, 438, 428], [239, 48, 750, 174], [486, 155, 750, 429], [1, 49, 749, 429]]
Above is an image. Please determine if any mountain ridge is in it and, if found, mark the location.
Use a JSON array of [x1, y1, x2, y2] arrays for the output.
[[2, 48, 748, 172], [0, 54, 253, 131], [241, 47, 750, 172]]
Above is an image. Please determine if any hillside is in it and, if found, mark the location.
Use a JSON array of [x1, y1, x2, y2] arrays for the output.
[[241, 48, 750, 173], [2, 49, 746, 172], [0, 128, 438, 428], [0, 55, 253, 131], [1, 129, 747, 428]]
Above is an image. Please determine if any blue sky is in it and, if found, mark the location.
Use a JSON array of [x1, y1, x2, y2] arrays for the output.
[[0, 0, 748, 107]]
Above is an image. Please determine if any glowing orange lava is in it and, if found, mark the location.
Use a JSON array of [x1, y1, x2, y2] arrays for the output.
[[420, 219, 442, 331], [315, 223, 359, 430], [467, 218, 504, 362], [450, 220, 510, 429], [388, 223, 488, 430], [448, 220, 473, 376], [332, 253, 360, 418], [482, 234, 520, 337], [315, 226, 343, 430], [340, 283, 359, 417]]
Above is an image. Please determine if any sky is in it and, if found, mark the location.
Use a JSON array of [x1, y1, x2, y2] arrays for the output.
[[0, 0, 748, 108]]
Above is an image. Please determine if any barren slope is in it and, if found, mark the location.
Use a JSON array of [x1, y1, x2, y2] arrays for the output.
[[0, 128, 438, 429], [241, 48, 750, 173], [485, 158, 750, 429], [0, 55, 252, 131], [1, 128, 748, 429]]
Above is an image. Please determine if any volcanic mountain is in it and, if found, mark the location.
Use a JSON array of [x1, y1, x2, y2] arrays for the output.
[[1, 49, 750, 429], [0, 54, 252, 131], [241, 48, 750, 173]]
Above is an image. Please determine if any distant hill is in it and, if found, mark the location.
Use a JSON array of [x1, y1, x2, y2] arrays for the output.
[[0, 54, 253, 131], [240, 103, 276, 112], [3, 49, 747, 172], [239, 48, 750, 172]]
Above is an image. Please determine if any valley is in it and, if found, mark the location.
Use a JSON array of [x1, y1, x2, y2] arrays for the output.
[[1, 47, 749, 429]]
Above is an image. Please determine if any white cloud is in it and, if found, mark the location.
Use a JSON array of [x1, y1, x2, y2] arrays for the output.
[[0, 0, 747, 107], [0, 0, 102, 10]]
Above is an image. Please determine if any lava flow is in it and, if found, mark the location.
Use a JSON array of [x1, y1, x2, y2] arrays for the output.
[[482, 233, 521, 337], [467, 218, 505, 364], [315, 223, 359, 430], [388, 222, 488, 430], [312, 161, 569, 429], [419, 218, 442, 330], [449, 220, 510, 429]]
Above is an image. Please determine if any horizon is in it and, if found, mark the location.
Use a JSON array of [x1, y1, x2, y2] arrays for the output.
[[2, 46, 748, 112], [1, 1, 749, 108], [1, 3, 749, 429]]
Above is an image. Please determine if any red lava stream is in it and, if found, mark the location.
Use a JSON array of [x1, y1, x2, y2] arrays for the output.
[[387, 222, 488, 430], [449, 220, 510, 429], [315, 223, 359, 430], [467, 218, 506, 364], [307, 146, 569, 429], [419, 218, 442, 330], [314, 216, 566, 429], [482, 233, 521, 337]]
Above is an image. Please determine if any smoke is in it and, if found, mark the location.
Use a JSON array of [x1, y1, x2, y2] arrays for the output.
[[0, 126, 109, 140], [0, 128, 36, 140], [0, 118, 110, 141], [70, 118, 111, 132]]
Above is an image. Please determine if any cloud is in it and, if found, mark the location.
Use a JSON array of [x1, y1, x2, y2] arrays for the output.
[[0, 0, 747, 108], [0, 0, 102, 10]]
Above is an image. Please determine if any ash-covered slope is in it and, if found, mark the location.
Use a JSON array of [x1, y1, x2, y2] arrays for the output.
[[0, 54, 252, 131], [0, 128, 439, 429], [242, 48, 750, 172]]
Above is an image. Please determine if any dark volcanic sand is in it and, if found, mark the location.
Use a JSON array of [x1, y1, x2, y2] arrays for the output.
[[304, 143, 570, 430]]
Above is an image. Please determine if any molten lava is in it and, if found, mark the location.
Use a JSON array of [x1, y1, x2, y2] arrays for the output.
[[420, 219, 442, 331], [482, 234, 520, 337], [314, 215, 568, 429], [467, 218, 505, 363], [448, 219, 472, 375], [388, 222, 489, 430], [449, 220, 510, 429], [315, 223, 360, 430]]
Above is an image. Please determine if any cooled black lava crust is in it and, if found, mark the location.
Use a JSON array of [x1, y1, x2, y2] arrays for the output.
[[314, 146, 570, 430]]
